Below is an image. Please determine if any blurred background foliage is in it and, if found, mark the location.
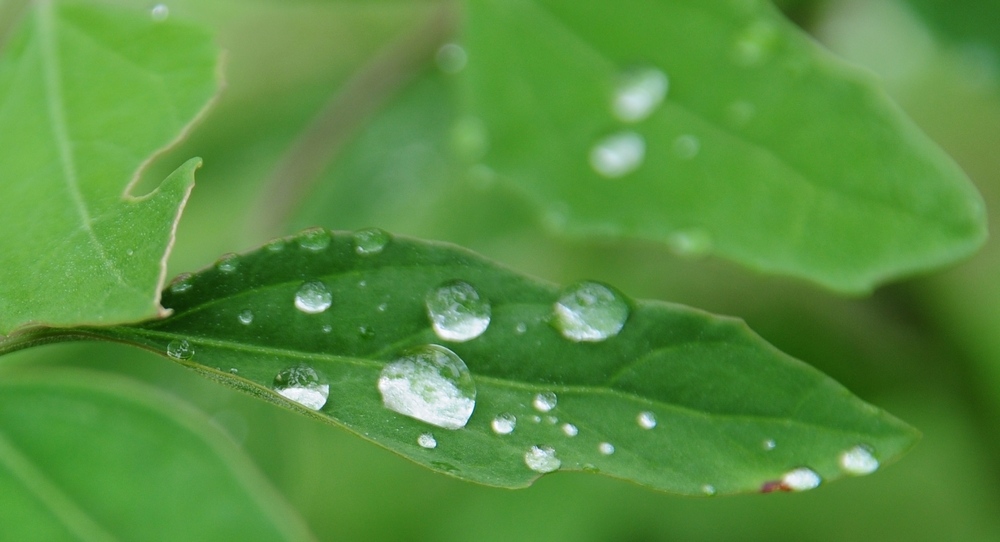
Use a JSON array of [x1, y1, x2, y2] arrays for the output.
[[5, 0, 1000, 539]]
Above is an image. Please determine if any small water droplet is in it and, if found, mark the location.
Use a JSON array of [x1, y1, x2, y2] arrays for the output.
[[425, 280, 491, 342], [763, 439, 776, 451], [492, 413, 516, 435], [273, 365, 329, 411], [781, 467, 821, 491], [544, 416, 558, 425], [353, 228, 390, 255], [673, 134, 700, 159], [524, 445, 561, 473], [533, 392, 557, 413], [229, 367, 239, 374], [839, 445, 879, 475], [294, 281, 332, 314], [598, 442, 615, 455], [377, 302, 388, 312], [637, 411, 657, 429], [151, 3, 168, 21], [126, 248, 134, 256], [733, 21, 779, 66], [358, 280, 367, 288], [515, 322, 527, 334], [435, 43, 468, 74], [297, 227, 331, 252], [322, 324, 333, 333], [169, 273, 193, 294], [237, 309, 254, 325], [589, 131, 645, 178], [561, 423, 578, 437], [612, 66, 668, 123], [530, 415, 541, 423], [265, 238, 286, 252], [378, 345, 477, 430], [418, 433, 438, 449], [215, 253, 238, 273], [166, 339, 193, 360], [702, 484, 717, 496], [667, 229, 713, 258], [358, 326, 375, 339], [553, 281, 629, 342], [450, 116, 489, 161]]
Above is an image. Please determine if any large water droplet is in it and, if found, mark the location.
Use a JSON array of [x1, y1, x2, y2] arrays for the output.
[[553, 282, 629, 342], [425, 280, 491, 342], [598, 442, 615, 455], [274, 365, 329, 411], [353, 228, 390, 255], [589, 131, 645, 178], [673, 134, 700, 159], [524, 445, 561, 473], [166, 339, 193, 360], [378, 345, 477, 430], [295, 281, 332, 314], [151, 3, 169, 22], [297, 227, 331, 252], [839, 445, 879, 475], [561, 423, 578, 437], [491, 413, 516, 435], [169, 273, 193, 294], [533, 392, 557, 413], [418, 433, 438, 449], [237, 309, 254, 325], [637, 411, 657, 429], [612, 67, 668, 123], [436, 43, 468, 74], [781, 467, 821, 491], [216, 253, 238, 273]]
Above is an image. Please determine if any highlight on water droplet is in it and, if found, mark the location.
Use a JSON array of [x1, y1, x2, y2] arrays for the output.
[[524, 445, 561, 473], [237, 309, 254, 325], [491, 413, 516, 435], [169, 273, 193, 294], [297, 227, 332, 252], [353, 228, 390, 255], [151, 3, 168, 21], [733, 21, 779, 66], [561, 423, 578, 437], [598, 442, 615, 455], [553, 281, 629, 342], [533, 391, 557, 413], [612, 66, 668, 123], [425, 280, 491, 342], [166, 339, 194, 360], [295, 281, 332, 314], [215, 253, 238, 273], [839, 445, 879, 476], [673, 134, 700, 159], [781, 467, 821, 491], [589, 131, 645, 178], [637, 411, 657, 429], [435, 43, 468, 74], [378, 344, 477, 430], [667, 229, 713, 258], [418, 433, 438, 449], [273, 365, 330, 411]]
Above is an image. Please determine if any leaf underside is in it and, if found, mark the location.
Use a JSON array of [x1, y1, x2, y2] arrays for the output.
[[83, 230, 918, 495]]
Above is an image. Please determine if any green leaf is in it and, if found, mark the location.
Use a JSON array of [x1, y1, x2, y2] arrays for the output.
[[80, 229, 916, 495], [0, 1, 218, 334], [456, 0, 986, 292], [0, 369, 316, 541]]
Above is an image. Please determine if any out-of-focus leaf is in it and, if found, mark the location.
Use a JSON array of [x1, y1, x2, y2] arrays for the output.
[[67, 229, 916, 495], [0, 369, 316, 541], [0, 1, 218, 334]]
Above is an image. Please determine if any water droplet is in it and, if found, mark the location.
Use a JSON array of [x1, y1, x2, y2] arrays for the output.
[[273, 365, 329, 411], [418, 433, 438, 449], [169, 273, 193, 294], [265, 238, 286, 252], [378, 345, 477, 430], [589, 131, 645, 178], [321, 324, 333, 333], [358, 326, 375, 339], [126, 248, 134, 256], [763, 439, 776, 451], [553, 282, 629, 342], [166, 339, 193, 360], [229, 367, 239, 374], [667, 229, 713, 258], [727, 100, 756, 126], [561, 423, 578, 437], [781, 467, 821, 491], [237, 309, 254, 325], [529, 415, 541, 423], [492, 413, 516, 435], [839, 445, 879, 475], [215, 253, 238, 273], [425, 280, 491, 342], [435, 43, 467, 74], [297, 227, 331, 252], [450, 116, 489, 161], [377, 302, 388, 312], [673, 134, 700, 159], [598, 442, 615, 455], [733, 21, 779, 66], [515, 322, 527, 334], [637, 411, 657, 429], [544, 416, 558, 425], [294, 281, 332, 314], [151, 3, 168, 21], [533, 392, 557, 413], [524, 445, 561, 473], [353, 228, 390, 255], [702, 484, 717, 496], [358, 280, 367, 288], [612, 67, 668, 123]]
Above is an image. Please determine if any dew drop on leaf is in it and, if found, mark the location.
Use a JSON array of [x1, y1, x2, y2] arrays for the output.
[[637, 411, 657, 429], [237, 309, 254, 325], [169, 273, 193, 294], [763, 439, 777, 451], [418, 433, 438, 449], [524, 445, 561, 473], [839, 445, 879, 475], [425, 280, 491, 342], [598, 442, 615, 455], [377, 345, 477, 430], [491, 413, 516, 435], [733, 21, 779, 66], [353, 228, 390, 255], [297, 227, 332, 252], [215, 253, 238, 273], [532, 391, 557, 413], [166, 339, 193, 360], [294, 281, 332, 314], [265, 238, 286, 252], [612, 66, 668, 123], [151, 3, 168, 22], [553, 282, 629, 342], [273, 366, 329, 411], [781, 467, 821, 491], [589, 131, 645, 178], [561, 423, 578, 437], [702, 484, 717, 496], [667, 229, 713, 258], [515, 322, 527, 334]]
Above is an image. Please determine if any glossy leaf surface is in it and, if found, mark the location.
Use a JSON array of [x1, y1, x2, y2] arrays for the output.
[[88, 230, 917, 494], [0, 1, 218, 333]]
